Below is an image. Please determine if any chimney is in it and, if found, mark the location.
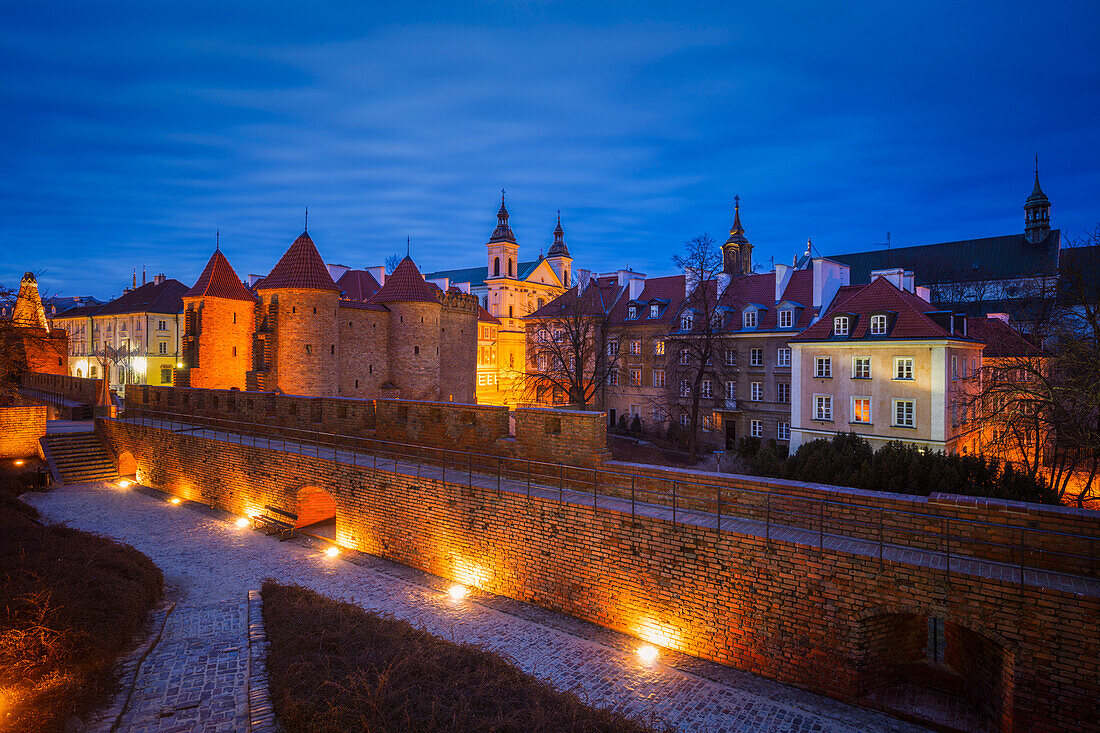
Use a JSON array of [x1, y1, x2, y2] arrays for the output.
[[427, 277, 451, 291], [326, 264, 350, 282], [915, 285, 932, 302], [365, 266, 386, 286], [774, 262, 793, 302], [812, 258, 850, 311], [870, 268, 907, 290], [248, 274, 265, 287], [625, 270, 647, 300], [154, 274, 166, 285], [987, 312, 1010, 323]]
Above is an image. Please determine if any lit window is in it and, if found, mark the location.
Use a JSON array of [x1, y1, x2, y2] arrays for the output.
[[703, 414, 713, 431], [894, 399, 916, 427], [778, 422, 790, 440], [654, 339, 665, 356], [870, 314, 887, 335], [629, 339, 641, 355], [777, 383, 790, 403], [852, 396, 871, 423], [743, 310, 757, 328], [814, 395, 833, 421], [629, 369, 641, 386], [751, 382, 763, 401], [653, 369, 665, 388], [778, 310, 793, 328], [895, 357, 914, 380], [777, 347, 790, 367], [608, 370, 618, 386], [701, 380, 712, 398], [814, 356, 832, 378], [853, 356, 871, 379], [606, 340, 618, 357], [750, 348, 763, 366], [834, 316, 849, 336], [750, 419, 763, 437]]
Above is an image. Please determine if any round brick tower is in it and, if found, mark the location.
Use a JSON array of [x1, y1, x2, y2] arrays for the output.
[[370, 256, 443, 401], [182, 248, 256, 390], [256, 231, 341, 397]]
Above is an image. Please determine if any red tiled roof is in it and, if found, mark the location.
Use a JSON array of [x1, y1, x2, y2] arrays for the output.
[[965, 317, 1042, 357], [716, 270, 820, 331], [336, 269, 382, 302], [185, 249, 256, 302], [793, 276, 960, 342], [95, 279, 189, 316], [605, 275, 685, 326], [369, 256, 439, 304], [478, 305, 501, 324], [256, 232, 340, 291]]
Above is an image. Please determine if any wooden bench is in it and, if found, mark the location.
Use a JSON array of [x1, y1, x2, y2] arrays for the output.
[[256, 505, 298, 541]]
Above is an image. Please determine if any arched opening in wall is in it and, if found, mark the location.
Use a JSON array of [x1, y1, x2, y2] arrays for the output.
[[295, 486, 337, 540], [858, 611, 1013, 732], [117, 450, 137, 479]]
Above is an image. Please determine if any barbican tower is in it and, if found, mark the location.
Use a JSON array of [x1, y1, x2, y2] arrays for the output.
[[181, 245, 257, 390]]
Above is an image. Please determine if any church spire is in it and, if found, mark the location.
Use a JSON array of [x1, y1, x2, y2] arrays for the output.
[[1024, 158, 1051, 244], [489, 189, 516, 244], [548, 209, 570, 258], [722, 195, 753, 275]]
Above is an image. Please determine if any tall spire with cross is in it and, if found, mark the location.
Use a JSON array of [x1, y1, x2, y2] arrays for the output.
[[1025, 156, 1051, 244], [489, 188, 516, 244], [722, 194, 753, 275], [304, 206, 308, 233]]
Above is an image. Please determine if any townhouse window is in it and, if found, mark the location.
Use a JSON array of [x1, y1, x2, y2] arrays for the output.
[[778, 310, 793, 328], [870, 314, 887, 335], [894, 357, 914, 380], [851, 396, 872, 424], [681, 313, 693, 331], [161, 366, 172, 384], [853, 356, 871, 379], [952, 355, 958, 380], [158, 320, 167, 331], [777, 347, 791, 367], [629, 369, 642, 387], [750, 348, 763, 367], [608, 370, 618, 386], [120, 322, 127, 332], [538, 329, 549, 342], [553, 329, 564, 341], [680, 413, 690, 428], [606, 340, 618, 357], [703, 414, 714, 431], [777, 383, 790, 403], [654, 339, 665, 356], [653, 369, 666, 388], [680, 348, 690, 365], [680, 380, 691, 397], [627, 306, 637, 319], [814, 356, 832, 378], [750, 419, 763, 438], [701, 380, 713, 398], [629, 339, 641, 355], [750, 382, 763, 401], [652, 405, 665, 421], [814, 395, 833, 421], [833, 316, 849, 336], [537, 354, 547, 370], [478, 374, 486, 385], [725, 382, 736, 400], [650, 304, 659, 318], [90, 366, 98, 377], [158, 342, 167, 355], [723, 349, 734, 367], [894, 399, 916, 427], [778, 422, 790, 440], [743, 310, 757, 328]]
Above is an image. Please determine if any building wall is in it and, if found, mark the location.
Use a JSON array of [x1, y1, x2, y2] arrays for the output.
[[0, 403, 46, 458], [337, 306, 391, 397], [268, 288, 339, 397], [386, 301, 441, 401], [101, 417, 1100, 733], [439, 294, 478, 403], [184, 297, 255, 390]]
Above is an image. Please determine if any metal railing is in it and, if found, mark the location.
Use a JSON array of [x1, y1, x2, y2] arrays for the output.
[[92, 403, 1100, 587]]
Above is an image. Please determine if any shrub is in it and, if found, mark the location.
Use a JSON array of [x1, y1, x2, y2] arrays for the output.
[[630, 414, 643, 436]]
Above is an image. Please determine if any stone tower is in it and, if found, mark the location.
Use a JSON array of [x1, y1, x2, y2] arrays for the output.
[[181, 247, 257, 390], [723, 196, 753, 275], [13, 272, 49, 331], [545, 211, 573, 287], [1024, 162, 1051, 245], [372, 256, 443, 401], [255, 231, 341, 397], [486, 191, 519, 281]]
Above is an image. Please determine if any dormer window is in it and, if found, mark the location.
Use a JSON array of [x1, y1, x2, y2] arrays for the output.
[[778, 310, 792, 328], [870, 314, 887, 335], [834, 316, 849, 336], [627, 306, 637, 319], [681, 313, 694, 331], [649, 304, 659, 318], [743, 310, 757, 328]]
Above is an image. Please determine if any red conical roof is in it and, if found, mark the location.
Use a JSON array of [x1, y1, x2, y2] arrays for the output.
[[185, 249, 257, 302], [256, 231, 340, 291], [370, 256, 440, 304]]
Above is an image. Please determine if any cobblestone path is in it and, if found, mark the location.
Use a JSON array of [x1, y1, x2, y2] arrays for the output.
[[28, 482, 926, 733]]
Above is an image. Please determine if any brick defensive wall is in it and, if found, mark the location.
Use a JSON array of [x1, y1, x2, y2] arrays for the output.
[[97, 401, 1099, 733]]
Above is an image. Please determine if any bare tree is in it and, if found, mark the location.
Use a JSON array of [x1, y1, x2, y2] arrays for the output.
[[666, 234, 733, 460], [523, 279, 618, 409], [385, 253, 403, 275]]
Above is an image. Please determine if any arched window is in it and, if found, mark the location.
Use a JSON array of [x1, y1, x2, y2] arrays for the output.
[[564, 270, 569, 287], [494, 257, 500, 276], [508, 259, 514, 277]]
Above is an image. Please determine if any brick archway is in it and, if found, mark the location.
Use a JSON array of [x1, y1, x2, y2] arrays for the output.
[[855, 606, 1014, 731], [294, 486, 337, 537], [117, 450, 137, 478]]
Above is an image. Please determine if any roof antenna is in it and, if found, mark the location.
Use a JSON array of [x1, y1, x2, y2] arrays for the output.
[[304, 206, 308, 232], [142, 265, 147, 285], [406, 235, 411, 257], [215, 229, 220, 251], [872, 232, 892, 249], [1035, 153, 1039, 176]]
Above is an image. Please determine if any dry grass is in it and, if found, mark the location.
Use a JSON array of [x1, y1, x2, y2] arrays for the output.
[[262, 581, 668, 733], [0, 493, 162, 732]]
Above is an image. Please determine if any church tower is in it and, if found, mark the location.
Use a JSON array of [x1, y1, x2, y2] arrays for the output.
[[722, 196, 753, 275], [486, 191, 519, 280], [545, 211, 572, 287], [1024, 161, 1051, 245]]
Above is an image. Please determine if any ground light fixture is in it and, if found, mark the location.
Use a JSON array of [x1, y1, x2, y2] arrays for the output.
[[14, 459, 24, 466], [324, 546, 340, 557], [118, 479, 132, 488], [169, 497, 181, 505], [235, 517, 249, 528], [637, 645, 659, 664], [448, 584, 469, 600]]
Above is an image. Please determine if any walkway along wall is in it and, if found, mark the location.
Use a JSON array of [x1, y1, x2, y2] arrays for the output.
[[98, 418, 1099, 733]]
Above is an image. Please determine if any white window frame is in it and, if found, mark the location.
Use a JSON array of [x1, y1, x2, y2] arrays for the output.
[[813, 394, 833, 421], [653, 369, 665, 388], [627, 306, 637, 319], [608, 369, 618, 386], [851, 396, 872, 424], [814, 356, 832, 378], [778, 422, 790, 440], [650, 304, 659, 318], [606, 340, 618, 357], [833, 316, 849, 336], [680, 380, 691, 397], [680, 348, 691, 365], [777, 382, 790, 403], [629, 368, 642, 387], [743, 310, 758, 328], [778, 309, 792, 328], [894, 356, 914, 381], [701, 380, 713, 398], [853, 356, 871, 379], [654, 339, 665, 356], [750, 420, 763, 438], [750, 348, 763, 367], [725, 382, 736, 400], [629, 339, 641, 355], [777, 347, 791, 367], [681, 313, 694, 331], [870, 314, 887, 335], [893, 398, 916, 428], [724, 349, 735, 367], [750, 381, 763, 401]]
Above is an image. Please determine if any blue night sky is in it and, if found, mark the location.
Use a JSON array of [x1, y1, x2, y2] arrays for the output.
[[2, 1, 1098, 299]]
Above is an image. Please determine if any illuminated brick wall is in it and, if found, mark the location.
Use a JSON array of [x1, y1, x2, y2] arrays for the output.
[[183, 297, 255, 390], [0, 403, 47, 458], [23, 372, 104, 406], [101, 418, 1100, 733]]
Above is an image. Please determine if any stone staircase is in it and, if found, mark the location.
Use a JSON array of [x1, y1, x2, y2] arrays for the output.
[[41, 431, 117, 485]]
